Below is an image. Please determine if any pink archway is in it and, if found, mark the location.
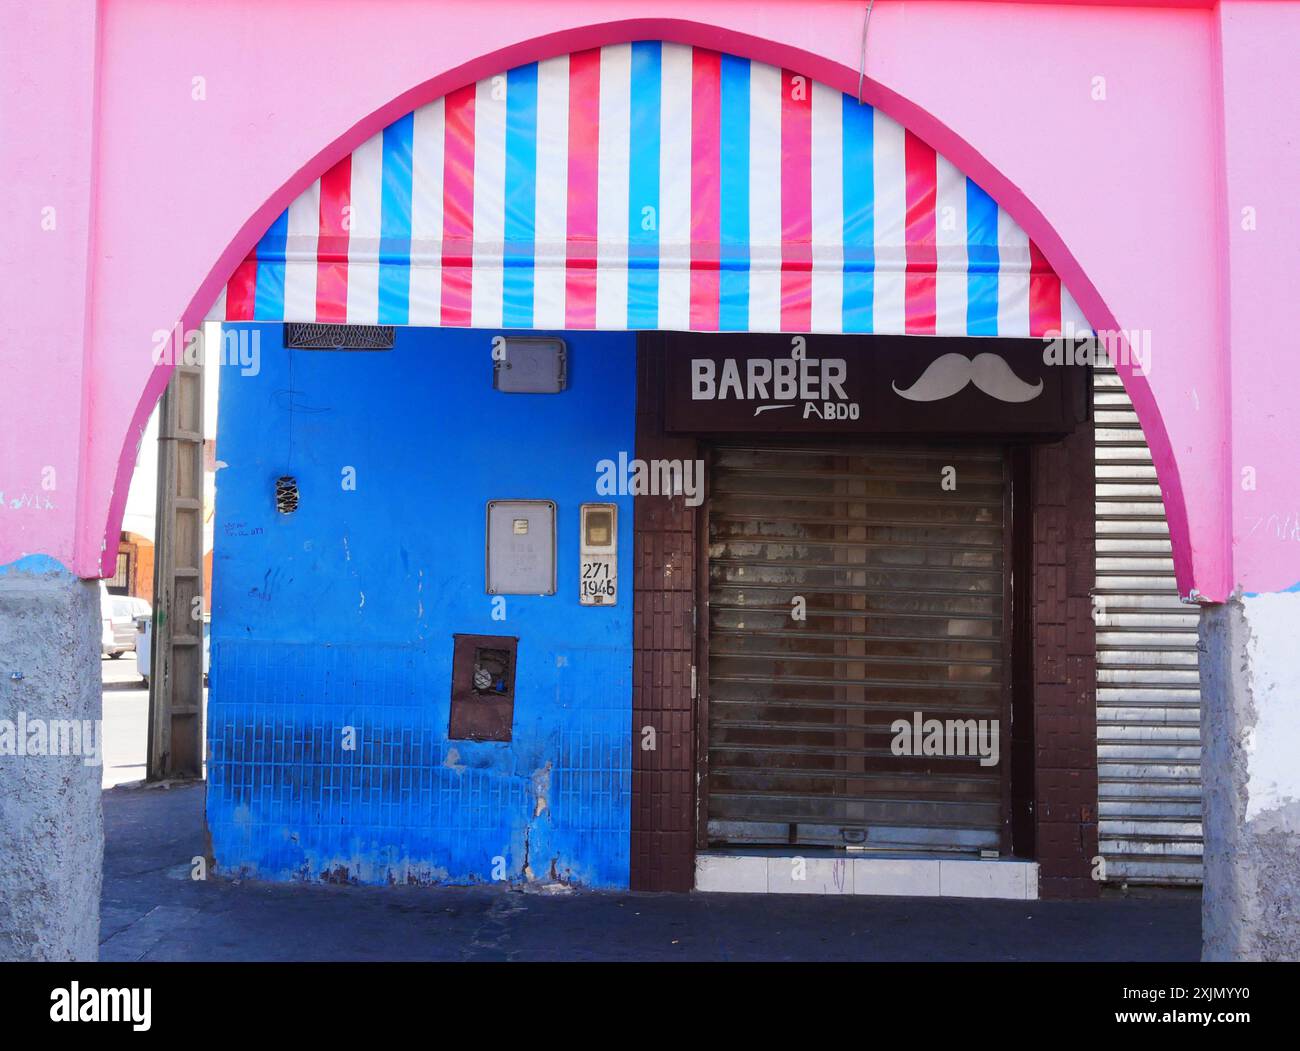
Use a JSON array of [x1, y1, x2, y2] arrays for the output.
[[115, 18, 1188, 592], [8, 0, 1300, 966], [3, 2, 1246, 599]]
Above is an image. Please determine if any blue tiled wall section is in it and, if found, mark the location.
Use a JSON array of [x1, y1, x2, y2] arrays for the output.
[[207, 326, 635, 887]]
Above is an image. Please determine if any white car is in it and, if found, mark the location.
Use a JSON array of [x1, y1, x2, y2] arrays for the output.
[[100, 585, 144, 659]]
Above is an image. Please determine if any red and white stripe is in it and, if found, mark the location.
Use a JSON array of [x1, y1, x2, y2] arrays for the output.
[[211, 43, 1091, 339]]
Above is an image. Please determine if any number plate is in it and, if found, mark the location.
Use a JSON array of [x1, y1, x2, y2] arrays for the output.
[[580, 557, 617, 605]]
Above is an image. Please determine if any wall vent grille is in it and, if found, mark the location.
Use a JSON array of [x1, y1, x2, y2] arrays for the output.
[[284, 323, 395, 350], [274, 476, 300, 514]]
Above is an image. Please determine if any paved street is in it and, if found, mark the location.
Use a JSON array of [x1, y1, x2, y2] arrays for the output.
[[100, 653, 149, 788], [100, 781, 1201, 962], [100, 653, 206, 788]]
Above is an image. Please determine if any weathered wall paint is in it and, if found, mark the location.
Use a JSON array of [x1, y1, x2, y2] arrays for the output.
[[3, 0, 1300, 601], [0, 564, 102, 960], [207, 326, 636, 886], [1238, 592, 1300, 823], [1200, 589, 1300, 960]]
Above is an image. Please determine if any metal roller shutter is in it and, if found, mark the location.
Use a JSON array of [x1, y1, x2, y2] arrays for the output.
[[705, 442, 1009, 854], [1094, 367, 1204, 884]]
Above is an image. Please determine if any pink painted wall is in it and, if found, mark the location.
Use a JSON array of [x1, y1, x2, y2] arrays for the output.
[[1, 0, 1296, 600], [1217, 1, 1300, 593], [0, 0, 100, 570]]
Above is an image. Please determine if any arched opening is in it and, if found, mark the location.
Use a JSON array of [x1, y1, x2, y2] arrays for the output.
[[108, 19, 1190, 594], [119, 31, 1198, 902]]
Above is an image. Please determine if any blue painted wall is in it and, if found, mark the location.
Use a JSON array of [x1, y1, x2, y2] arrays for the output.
[[208, 325, 636, 887]]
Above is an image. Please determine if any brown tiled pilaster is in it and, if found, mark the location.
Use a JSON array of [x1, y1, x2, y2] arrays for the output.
[[630, 335, 699, 891], [1030, 424, 1099, 898]]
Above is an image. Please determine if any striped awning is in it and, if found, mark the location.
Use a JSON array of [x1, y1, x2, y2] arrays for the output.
[[212, 42, 1088, 337]]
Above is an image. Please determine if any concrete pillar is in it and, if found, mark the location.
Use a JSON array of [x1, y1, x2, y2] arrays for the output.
[[0, 559, 102, 961], [1200, 592, 1300, 960]]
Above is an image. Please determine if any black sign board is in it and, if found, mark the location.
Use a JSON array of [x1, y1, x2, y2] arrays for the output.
[[661, 333, 1087, 436]]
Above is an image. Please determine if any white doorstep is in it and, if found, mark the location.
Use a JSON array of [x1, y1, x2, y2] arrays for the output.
[[695, 853, 1039, 900]]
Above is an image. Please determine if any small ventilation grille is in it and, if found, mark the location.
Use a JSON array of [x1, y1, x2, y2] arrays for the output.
[[284, 323, 395, 350], [275, 476, 300, 514]]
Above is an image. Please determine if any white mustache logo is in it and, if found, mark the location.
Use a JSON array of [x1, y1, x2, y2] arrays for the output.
[[892, 353, 1044, 404]]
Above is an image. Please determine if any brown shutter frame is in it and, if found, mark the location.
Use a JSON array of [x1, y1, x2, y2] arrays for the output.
[[631, 333, 1100, 896], [1030, 423, 1101, 899], [631, 334, 699, 891]]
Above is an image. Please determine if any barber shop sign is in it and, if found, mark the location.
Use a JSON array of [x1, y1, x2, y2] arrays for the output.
[[659, 332, 1088, 436]]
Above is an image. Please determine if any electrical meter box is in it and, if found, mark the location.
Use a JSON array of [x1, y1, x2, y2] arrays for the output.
[[486, 499, 557, 595], [579, 503, 618, 605], [492, 337, 568, 393]]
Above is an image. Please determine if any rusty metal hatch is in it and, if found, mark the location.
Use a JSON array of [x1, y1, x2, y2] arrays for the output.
[[703, 442, 1011, 853], [449, 634, 518, 742]]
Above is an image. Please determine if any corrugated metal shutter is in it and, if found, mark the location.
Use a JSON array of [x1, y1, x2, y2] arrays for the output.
[[705, 442, 1009, 854], [1094, 367, 1204, 884]]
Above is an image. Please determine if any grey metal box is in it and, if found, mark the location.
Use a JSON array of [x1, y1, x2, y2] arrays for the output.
[[486, 500, 556, 595], [493, 337, 567, 393]]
